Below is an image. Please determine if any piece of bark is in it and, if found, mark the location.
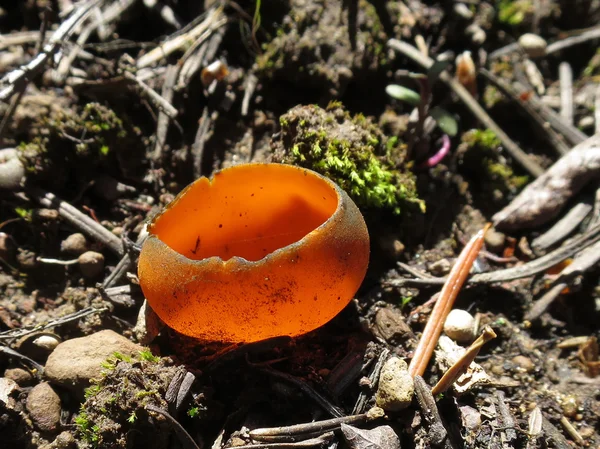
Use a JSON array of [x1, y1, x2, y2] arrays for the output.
[[493, 134, 600, 231]]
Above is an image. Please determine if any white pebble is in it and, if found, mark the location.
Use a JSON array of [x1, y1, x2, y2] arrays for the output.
[[444, 309, 476, 343]]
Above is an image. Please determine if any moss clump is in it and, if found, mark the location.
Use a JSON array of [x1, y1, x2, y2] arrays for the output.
[[17, 102, 131, 191], [76, 352, 178, 449], [271, 102, 423, 215], [462, 129, 529, 195], [497, 0, 533, 26]]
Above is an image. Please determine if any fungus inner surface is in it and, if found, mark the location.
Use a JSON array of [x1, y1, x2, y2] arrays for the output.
[[150, 165, 339, 262]]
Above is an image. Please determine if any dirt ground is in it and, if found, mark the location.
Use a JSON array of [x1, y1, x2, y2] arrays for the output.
[[1, 1, 600, 448]]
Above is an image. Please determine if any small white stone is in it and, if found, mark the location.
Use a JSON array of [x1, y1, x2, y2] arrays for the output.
[[32, 335, 60, 351], [444, 309, 476, 343], [518, 33, 547, 58]]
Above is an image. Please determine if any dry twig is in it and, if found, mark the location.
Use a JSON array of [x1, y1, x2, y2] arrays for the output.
[[408, 224, 489, 377], [531, 201, 592, 250], [0, 0, 103, 102], [26, 188, 123, 256], [391, 219, 600, 287]]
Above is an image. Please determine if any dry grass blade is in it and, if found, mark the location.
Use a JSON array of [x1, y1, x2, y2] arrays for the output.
[[408, 224, 490, 378]]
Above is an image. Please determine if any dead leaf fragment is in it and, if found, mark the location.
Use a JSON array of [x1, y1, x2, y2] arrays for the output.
[[341, 424, 401, 449]]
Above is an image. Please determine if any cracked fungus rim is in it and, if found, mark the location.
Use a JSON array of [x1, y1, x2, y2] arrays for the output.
[[137, 163, 370, 343]]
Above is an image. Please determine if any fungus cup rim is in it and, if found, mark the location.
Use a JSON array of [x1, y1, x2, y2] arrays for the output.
[[145, 163, 350, 269]]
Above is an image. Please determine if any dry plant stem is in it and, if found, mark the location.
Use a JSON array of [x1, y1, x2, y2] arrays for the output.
[[1, 11, 51, 141], [0, 31, 52, 50], [0, 345, 45, 375], [239, 433, 334, 449], [393, 219, 600, 287], [559, 62, 573, 126], [249, 414, 372, 442], [192, 107, 212, 178], [146, 405, 200, 449], [528, 93, 587, 146], [0, 0, 103, 101], [387, 39, 544, 178], [532, 201, 592, 250], [242, 73, 258, 116], [408, 224, 490, 378], [352, 348, 389, 414], [123, 71, 178, 118], [151, 64, 179, 161], [479, 68, 569, 155], [546, 25, 600, 55], [27, 188, 123, 256], [595, 85, 600, 135], [136, 6, 224, 69], [431, 326, 497, 395], [525, 238, 600, 321], [0, 306, 108, 342], [495, 391, 518, 447], [413, 376, 453, 448], [559, 416, 585, 445]]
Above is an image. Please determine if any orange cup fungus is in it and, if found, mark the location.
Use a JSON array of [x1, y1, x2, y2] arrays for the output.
[[138, 163, 370, 343]]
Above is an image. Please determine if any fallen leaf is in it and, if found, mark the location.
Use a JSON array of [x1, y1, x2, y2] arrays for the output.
[[341, 424, 401, 449]]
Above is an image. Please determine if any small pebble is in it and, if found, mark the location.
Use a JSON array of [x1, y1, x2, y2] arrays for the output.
[[429, 258, 451, 276], [518, 33, 547, 58], [33, 335, 61, 352], [512, 355, 535, 373], [375, 357, 414, 411], [0, 148, 25, 190], [17, 249, 38, 271], [78, 251, 105, 279], [26, 382, 62, 432], [4, 368, 33, 386], [444, 309, 476, 343], [560, 395, 579, 418], [484, 228, 505, 253], [33, 208, 60, 221], [60, 233, 88, 255]]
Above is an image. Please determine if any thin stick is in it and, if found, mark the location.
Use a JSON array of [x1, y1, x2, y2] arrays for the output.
[[546, 25, 600, 55], [408, 224, 490, 377], [26, 188, 123, 256], [413, 376, 453, 448], [559, 62, 573, 126], [532, 201, 592, 250], [249, 414, 374, 442], [390, 220, 600, 287], [479, 68, 569, 155], [136, 6, 224, 69], [146, 406, 201, 449], [595, 85, 600, 136], [123, 71, 178, 118], [151, 65, 179, 161], [525, 238, 600, 321], [0, 0, 103, 101], [387, 39, 544, 177]]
